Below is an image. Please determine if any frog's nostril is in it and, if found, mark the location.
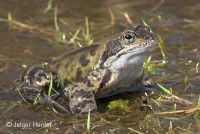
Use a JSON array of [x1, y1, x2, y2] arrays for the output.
[[135, 25, 150, 32]]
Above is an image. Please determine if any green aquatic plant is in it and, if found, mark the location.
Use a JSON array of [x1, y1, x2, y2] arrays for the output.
[[143, 56, 156, 75], [43, 0, 54, 13], [48, 73, 60, 98], [142, 19, 153, 33], [151, 0, 165, 12], [69, 29, 81, 47], [107, 99, 130, 112], [83, 17, 93, 45], [54, 6, 59, 31], [184, 75, 190, 91], [33, 93, 41, 105], [157, 83, 172, 95], [48, 73, 53, 97], [86, 109, 91, 134], [16, 88, 26, 102], [197, 95, 200, 106], [157, 34, 168, 62], [7, 12, 13, 25], [0, 13, 55, 41]]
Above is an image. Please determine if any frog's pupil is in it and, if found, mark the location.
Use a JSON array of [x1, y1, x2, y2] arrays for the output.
[[125, 34, 132, 40]]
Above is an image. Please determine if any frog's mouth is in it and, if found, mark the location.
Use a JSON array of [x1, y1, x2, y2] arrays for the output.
[[118, 40, 157, 58]]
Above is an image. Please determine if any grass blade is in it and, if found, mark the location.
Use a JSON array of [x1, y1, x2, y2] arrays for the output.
[[87, 109, 91, 134]]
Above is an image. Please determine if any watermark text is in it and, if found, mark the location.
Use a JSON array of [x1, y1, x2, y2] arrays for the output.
[[6, 121, 52, 129]]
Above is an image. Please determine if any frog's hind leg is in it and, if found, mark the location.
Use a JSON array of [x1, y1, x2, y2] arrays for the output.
[[13, 66, 73, 115], [17, 83, 72, 114], [68, 83, 97, 115]]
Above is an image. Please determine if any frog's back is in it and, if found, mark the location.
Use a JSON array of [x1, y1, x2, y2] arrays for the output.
[[49, 44, 104, 83]]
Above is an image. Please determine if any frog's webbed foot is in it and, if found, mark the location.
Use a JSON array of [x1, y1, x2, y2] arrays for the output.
[[141, 78, 157, 96], [68, 83, 97, 115], [142, 78, 154, 88], [17, 82, 72, 115]]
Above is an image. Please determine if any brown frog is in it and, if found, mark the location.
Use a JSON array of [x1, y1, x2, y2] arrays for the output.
[[15, 25, 158, 115]]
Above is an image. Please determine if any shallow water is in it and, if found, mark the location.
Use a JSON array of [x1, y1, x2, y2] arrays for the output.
[[0, 0, 200, 133]]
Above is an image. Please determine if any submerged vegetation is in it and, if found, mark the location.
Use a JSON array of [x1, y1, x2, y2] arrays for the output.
[[0, 11, 93, 48]]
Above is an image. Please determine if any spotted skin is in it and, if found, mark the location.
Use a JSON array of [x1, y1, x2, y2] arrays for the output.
[[15, 25, 158, 115]]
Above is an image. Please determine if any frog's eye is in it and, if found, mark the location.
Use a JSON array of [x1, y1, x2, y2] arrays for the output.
[[122, 32, 135, 44], [125, 34, 133, 40]]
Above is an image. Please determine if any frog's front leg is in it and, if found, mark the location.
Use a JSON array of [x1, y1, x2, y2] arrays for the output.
[[68, 82, 97, 115]]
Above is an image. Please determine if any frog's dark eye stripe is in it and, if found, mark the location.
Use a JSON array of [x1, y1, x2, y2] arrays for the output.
[[99, 39, 123, 68]]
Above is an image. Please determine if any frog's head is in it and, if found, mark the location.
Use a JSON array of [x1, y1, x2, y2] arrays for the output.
[[99, 25, 158, 70]]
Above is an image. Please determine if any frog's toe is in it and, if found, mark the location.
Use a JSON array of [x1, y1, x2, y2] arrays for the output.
[[42, 93, 71, 114], [68, 87, 97, 115], [70, 99, 97, 115], [142, 78, 154, 88]]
